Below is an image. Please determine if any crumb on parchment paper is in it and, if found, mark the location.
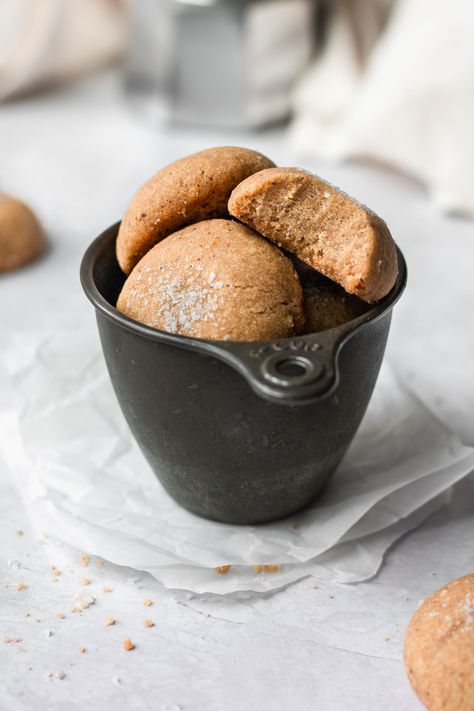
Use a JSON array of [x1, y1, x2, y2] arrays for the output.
[[122, 639, 135, 651], [214, 565, 231, 575], [253, 564, 282, 574], [143, 599, 153, 607]]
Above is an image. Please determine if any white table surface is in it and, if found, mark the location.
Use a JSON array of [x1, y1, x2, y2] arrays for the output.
[[0, 71, 473, 711]]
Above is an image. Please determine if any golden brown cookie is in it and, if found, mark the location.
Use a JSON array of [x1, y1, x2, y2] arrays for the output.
[[0, 193, 46, 273], [228, 167, 398, 302], [303, 282, 369, 333], [404, 573, 474, 711], [117, 146, 275, 274], [116, 219, 304, 342]]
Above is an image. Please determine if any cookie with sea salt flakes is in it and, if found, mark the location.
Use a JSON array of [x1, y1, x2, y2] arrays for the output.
[[228, 167, 398, 302], [116, 146, 275, 274], [404, 573, 474, 711], [0, 193, 46, 273], [116, 219, 304, 342]]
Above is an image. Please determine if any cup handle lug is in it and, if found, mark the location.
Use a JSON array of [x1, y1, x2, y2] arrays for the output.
[[210, 332, 346, 406]]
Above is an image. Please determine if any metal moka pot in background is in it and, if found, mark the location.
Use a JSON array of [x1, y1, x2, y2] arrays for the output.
[[124, 0, 317, 129]]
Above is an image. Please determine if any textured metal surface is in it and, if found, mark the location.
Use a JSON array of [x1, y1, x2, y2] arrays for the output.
[[81, 224, 406, 523]]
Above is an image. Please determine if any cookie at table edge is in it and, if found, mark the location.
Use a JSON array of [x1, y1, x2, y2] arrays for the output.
[[404, 572, 474, 711]]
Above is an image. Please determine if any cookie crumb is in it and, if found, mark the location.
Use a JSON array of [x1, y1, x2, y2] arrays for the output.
[[56, 613, 65, 620], [144, 619, 154, 628], [214, 565, 231, 575], [328, 593, 334, 599], [50, 670, 65, 680], [79, 554, 90, 567], [79, 647, 86, 654], [103, 586, 112, 593], [96, 559, 105, 567], [24, 612, 30, 618], [382, 634, 390, 641], [253, 564, 282, 574], [16, 582, 27, 591], [3, 636, 22, 644], [52, 570, 61, 577], [143, 599, 153, 607], [16, 530, 24, 536], [74, 593, 95, 610], [81, 577, 91, 586], [122, 639, 135, 651], [105, 617, 115, 626]]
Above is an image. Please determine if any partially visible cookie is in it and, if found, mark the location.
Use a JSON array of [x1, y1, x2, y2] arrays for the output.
[[404, 573, 474, 711], [0, 193, 46, 273], [117, 219, 304, 342], [117, 146, 275, 274], [228, 167, 398, 302], [303, 281, 369, 333]]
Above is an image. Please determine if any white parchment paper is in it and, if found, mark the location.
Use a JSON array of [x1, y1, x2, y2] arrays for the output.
[[1, 332, 473, 594]]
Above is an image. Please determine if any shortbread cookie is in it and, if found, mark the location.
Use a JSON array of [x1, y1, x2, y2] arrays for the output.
[[117, 219, 304, 341], [0, 193, 46, 273], [404, 573, 474, 711], [228, 167, 398, 302], [117, 146, 275, 274]]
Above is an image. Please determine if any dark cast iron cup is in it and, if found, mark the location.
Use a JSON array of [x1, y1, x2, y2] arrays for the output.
[[81, 223, 407, 524]]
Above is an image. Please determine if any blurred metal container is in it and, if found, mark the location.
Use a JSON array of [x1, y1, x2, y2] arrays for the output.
[[124, 0, 317, 129]]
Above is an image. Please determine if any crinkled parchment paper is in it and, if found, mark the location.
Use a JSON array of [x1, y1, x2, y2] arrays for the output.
[[1, 332, 473, 594]]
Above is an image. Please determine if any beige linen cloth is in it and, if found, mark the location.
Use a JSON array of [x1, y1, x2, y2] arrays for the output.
[[0, 0, 124, 101], [291, 0, 474, 217]]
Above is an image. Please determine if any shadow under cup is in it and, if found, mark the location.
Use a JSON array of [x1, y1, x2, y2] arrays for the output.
[[80, 223, 407, 524]]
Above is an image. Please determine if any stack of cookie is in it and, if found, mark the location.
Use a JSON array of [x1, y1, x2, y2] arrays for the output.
[[116, 146, 398, 342]]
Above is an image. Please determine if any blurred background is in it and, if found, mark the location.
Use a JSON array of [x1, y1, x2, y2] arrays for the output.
[[1, 0, 473, 216]]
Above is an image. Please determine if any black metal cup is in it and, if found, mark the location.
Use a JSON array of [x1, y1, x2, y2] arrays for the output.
[[81, 223, 407, 524]]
